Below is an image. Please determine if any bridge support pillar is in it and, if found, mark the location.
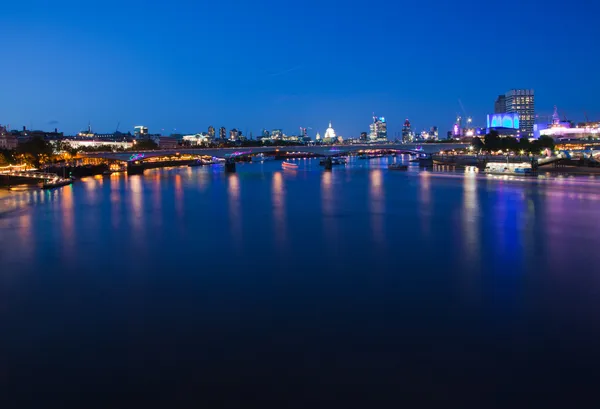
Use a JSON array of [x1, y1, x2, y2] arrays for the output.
[[127, 162, 145, 175], [225, 159, 236, 173]]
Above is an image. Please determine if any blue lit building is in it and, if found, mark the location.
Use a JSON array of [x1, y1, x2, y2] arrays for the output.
[[486, 113, 521, 137]]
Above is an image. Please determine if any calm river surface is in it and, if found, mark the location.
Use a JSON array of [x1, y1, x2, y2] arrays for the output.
[[2, 157, 600, 407]]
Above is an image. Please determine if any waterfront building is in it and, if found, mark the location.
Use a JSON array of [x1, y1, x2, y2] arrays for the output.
[[7, 126, 64, 144], [75, 124, 130, 141], [208, 126, 215, 139], [0, 125, 18, 149], [486, 113, 521, 137], [51, 138, 134, 150], [158, 136, 178, 149], [323, 122, 336, 142], [134, 126, 149, 139], [229, 129, 239, 141], [183, 134, 203, 145], [219, 127, 226, 140], [504, 89, 535, 137], [402, 119, 412, 143], [536, 106, 599, 140], [494, 95, 506, 113]]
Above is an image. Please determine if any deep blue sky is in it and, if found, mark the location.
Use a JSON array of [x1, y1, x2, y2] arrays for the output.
[[1, 0, 599, 137]]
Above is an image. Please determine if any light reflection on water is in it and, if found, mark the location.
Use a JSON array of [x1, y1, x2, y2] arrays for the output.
[[2, 161, 600, 406], [227, 173, 242, 251], [272, 171, 287, 250], [369, 169, 385, 245]]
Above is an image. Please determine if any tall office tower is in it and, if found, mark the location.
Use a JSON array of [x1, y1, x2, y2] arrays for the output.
[[208, 126, 215, 138], [494, 95, 506, 113], [219, 127, 226, 140], [504, 89, 535, 137], [402, 119, 412, 143], [369, 116, 387, 141]]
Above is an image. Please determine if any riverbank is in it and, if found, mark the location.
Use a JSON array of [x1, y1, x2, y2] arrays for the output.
[[540, 166, 600, 176]]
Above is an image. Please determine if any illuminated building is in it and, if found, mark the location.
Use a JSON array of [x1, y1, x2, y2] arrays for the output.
[[51, 139, 133, 150], [208, 126, 215, 139], [219, 127, 226, 140], [323, 121, 336, 141], [402, 119, 412, 143], [360, 132, 368, 141], [229, 129, 239, 141], [0, 125, 18, 149], [134, 125, 149, 139], [537, 107, 600, 140], [271, 129, 283, 139], [369, 116, 387, 141], [504, 89, 535, 137]]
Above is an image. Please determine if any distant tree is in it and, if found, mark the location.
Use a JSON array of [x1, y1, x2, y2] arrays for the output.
[[16, 136, 54, 167], [471, 137, 484, 151], [483, 131, 501, 152], [131, 139, 158, 151], [501, 136, 519, 152], [518, 137, 531, 153], [538, 136, 555, 150], [0, 150, 8, 166]]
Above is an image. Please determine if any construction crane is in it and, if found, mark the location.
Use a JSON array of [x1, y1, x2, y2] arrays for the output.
[[458, 99, 472, 125], [299, 126, 312, 136]]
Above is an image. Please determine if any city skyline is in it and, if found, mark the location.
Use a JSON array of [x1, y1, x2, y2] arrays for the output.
[[1, 0, 599, 137]]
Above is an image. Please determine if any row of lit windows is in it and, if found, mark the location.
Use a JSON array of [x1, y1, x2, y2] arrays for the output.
[[512, 90, 534, 96]]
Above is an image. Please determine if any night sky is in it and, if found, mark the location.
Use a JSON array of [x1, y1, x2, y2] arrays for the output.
[[1, 0, 599, 137]]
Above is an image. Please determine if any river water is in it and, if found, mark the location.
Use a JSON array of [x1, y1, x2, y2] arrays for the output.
[[1, 157, 600, 407]]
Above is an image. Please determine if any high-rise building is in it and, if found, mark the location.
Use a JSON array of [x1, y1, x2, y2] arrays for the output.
[[208, 126, 215, 138], [134, 126, 148, 139], [261, 129, 270, 138], [429, 126, 439, 140], [369, 116, 387, 141], [219, 127, 226, 140], [494, 95, 506, 114], [402, 119, 412, 143], [504, 89, 535, 137], [360, 132, 368, 141], [229, 129, 239, 141]]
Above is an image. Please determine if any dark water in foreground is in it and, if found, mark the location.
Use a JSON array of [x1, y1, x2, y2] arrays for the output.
[[2, 158, 600, 407]]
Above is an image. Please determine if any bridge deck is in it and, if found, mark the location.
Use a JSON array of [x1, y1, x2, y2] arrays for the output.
[[80, 143, 469, 162]]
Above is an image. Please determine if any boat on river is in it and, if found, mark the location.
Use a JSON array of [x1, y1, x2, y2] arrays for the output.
[[484, 162, 533, 175], [252, 153, 275, 163], [282, 161, 298, 170], [41, 177, 73, 190]]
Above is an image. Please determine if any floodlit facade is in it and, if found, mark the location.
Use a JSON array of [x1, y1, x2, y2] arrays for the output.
[[323, 121, 336, 140]]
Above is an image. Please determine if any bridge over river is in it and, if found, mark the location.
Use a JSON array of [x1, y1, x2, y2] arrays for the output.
[[80, 143, 468, 163]]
